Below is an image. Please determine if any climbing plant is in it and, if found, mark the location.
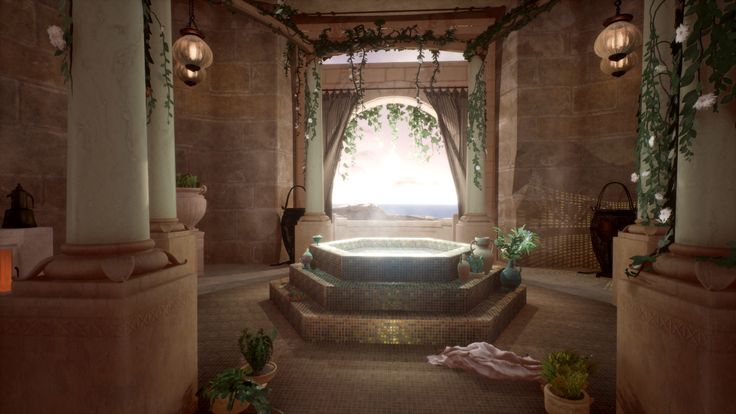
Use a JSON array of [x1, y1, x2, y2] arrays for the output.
[[339, 104, 443, 179]]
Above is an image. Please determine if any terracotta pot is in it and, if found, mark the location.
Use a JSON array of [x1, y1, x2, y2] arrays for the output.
[[243, 361, 278, 386], [543, 383, 591, 414], [457, 254, 471, 280], [176, 186, 207, 229], [211, 396, 250, 414]]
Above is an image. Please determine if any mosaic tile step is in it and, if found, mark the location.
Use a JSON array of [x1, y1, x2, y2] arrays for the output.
[[289, 265, 500, 314], [270, 278, 527, 345]]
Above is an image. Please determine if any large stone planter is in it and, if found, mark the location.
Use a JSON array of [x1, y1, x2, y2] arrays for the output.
[[176, 186, 207, 230], [543, 384, 591, 414]]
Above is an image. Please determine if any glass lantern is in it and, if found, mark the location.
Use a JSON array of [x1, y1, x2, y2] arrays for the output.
[[172, 28, 213, 72], [600, 52, 639, 77], [594, 19, 642, 62], [175, 62, 207, 86]]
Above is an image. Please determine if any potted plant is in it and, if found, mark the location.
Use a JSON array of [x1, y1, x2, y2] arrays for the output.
[[175, 172, 207, 229], [541, 351, 594, 414], [239, 328, 278, 385], [202, 367, 271, 414], [493, 225, 539, 288]]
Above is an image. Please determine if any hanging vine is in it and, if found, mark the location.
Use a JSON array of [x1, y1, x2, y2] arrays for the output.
[[339, 103, 443, 179], [467, 59, 487, 188], [49, 0, 72, 83], [304, 61, 321, 143], [143, 0, 174, 124]]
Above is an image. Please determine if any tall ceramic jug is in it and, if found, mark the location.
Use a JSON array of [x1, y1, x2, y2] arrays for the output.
[[470, 236, 494, 274]]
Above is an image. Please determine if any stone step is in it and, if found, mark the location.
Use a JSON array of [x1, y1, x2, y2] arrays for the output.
[[289, 265, 500, 314], [269, 279, 526, 345]]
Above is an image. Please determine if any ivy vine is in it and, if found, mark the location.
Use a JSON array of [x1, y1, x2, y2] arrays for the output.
[[339, 103, 443, 179], [467, 59, 487, 188], [304, 61, 321, 143], [55, 0, 72, 83]]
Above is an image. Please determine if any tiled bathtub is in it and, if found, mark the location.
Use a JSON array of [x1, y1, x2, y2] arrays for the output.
[[310, 237, 470, 282]]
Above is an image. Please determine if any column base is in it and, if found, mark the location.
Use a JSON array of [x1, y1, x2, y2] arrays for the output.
[[616, 267, 736, 414], [150, 218, 186, 233], [295, 213, 333, 260], [454, 213, 494, 245], [23, 239, 178, 282], [150, 230, 197, 276], [0, 264, 198, 414], [653, 242, 736, 291], [611, 224, 667, 305]]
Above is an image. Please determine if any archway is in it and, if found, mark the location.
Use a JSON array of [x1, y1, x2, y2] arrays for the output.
[[330, 96, 459, 239]]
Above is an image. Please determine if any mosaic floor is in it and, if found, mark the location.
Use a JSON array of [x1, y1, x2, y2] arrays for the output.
[[196, 267, 616, 413]]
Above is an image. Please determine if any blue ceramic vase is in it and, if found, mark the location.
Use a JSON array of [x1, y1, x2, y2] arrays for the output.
[[500, 260, 521, 288]]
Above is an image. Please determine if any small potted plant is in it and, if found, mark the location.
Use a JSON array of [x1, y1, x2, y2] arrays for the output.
[[493, 225, 539, 288], [175, 172, 207, 229], [541, 351, 594, 414], [239, 328, 278, 385], [202, 367, 271, 414]]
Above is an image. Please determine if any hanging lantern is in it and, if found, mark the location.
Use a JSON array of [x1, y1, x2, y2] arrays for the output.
[[172, 0, 213, 74], [600, 52, 639, 77], [175, 62, 206, 86], [594, 0, 642, 62]]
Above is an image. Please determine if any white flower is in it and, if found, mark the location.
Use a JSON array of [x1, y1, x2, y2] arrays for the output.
[[47, 25, 66, 51], [675, 24, 690, 43], [475, 165, 481, 171], [630, 172, 639, 183], [307, 118, 313, 123], [694, 93, 717, 111], [641, 170, 651, 177], [655, 193, 664, 201], [648, 135, 655, 148], [655, 65, 668, 74], [668, 148, 675, 160], [658, 207, 672, 223]]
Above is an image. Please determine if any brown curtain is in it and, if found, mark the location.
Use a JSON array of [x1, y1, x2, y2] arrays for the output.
[[323, 90, 358, 219], [424, 88, 468, 217]]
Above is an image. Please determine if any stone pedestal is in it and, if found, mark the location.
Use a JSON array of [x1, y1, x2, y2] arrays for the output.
[[454, 213, 494, 245], [616, 272, 736, 414], [194, 230, 204, 277], [611, 224, 666, 305], [0, 264, 198, 413], [295, 213, 332, 262], [0, 227, 53, 279], [150, 230, 197, 275]]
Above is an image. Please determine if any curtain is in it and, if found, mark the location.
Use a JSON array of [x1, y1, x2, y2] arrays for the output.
[[424, 88, 468, 217], [322, 90, 358, 219]]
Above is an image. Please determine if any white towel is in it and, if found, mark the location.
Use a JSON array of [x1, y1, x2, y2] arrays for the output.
[[427, 342, 542, 382]]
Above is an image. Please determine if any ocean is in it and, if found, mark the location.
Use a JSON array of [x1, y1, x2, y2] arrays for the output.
[[378, 204, 457, 219]]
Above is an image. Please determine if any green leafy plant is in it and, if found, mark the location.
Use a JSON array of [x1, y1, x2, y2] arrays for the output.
[[201, 367, 271, 414], [175, 173, 200, 188], [541, 351, 593, 401], [493, 226, 539, 261], [238, 328, 276, 375]]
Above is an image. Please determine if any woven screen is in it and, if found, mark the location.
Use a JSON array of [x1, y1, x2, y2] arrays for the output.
[[515, 177, 635, 270]]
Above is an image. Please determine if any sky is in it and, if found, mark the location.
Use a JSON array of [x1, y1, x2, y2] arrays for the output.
[[332, 107, 459, 206]]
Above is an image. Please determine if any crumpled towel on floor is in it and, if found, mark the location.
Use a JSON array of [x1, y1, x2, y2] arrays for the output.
[[427, 342, 542, 382]]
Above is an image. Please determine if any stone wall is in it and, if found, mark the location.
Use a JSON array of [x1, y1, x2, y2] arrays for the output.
[[0, 0, 67, 251], [172, 0, 292, 264], [499, 0, 643, 269]]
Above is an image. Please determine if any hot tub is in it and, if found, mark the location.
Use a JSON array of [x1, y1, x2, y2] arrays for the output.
[[310, 237, 470, 282]]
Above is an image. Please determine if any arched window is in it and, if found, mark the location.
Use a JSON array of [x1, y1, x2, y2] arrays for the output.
[[331, 97, 458, 219]]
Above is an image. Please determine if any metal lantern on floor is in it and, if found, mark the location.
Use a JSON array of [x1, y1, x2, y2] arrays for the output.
[[172, 0, 213, 76], [594, 0, 641, 66]]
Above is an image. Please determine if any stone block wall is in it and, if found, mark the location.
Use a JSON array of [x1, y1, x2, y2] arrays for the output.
[[0, 0, 68, 251], [499, 0, 643, 269], [172, 0, 292, 264]]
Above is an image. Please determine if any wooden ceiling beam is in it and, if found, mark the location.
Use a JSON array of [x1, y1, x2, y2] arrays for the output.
[[228, 0, 315, 54]]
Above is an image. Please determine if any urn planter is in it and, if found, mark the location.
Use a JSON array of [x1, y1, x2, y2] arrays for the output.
[[176, 186, 207, 230]]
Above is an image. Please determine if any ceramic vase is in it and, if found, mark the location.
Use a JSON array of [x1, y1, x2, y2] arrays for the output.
[[300, 248, 313, 269], [457, 254, 471, 281], [470, 236, 494, 274], [176, 186, 207, 229], [312, 234, 323, 245], [500, 259, 521, 288]]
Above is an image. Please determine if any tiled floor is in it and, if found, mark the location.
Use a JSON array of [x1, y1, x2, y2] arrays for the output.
[[196, 266, 616, 413]]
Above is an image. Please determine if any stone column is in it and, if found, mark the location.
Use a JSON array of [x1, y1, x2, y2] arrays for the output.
[[295, 59, 332, 257], [455, 54, 493, 244], [147, 0, 184, 234], [617, 3, 736, 413], [42, 0, 168, 281], [0, 2, 197, 413]]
